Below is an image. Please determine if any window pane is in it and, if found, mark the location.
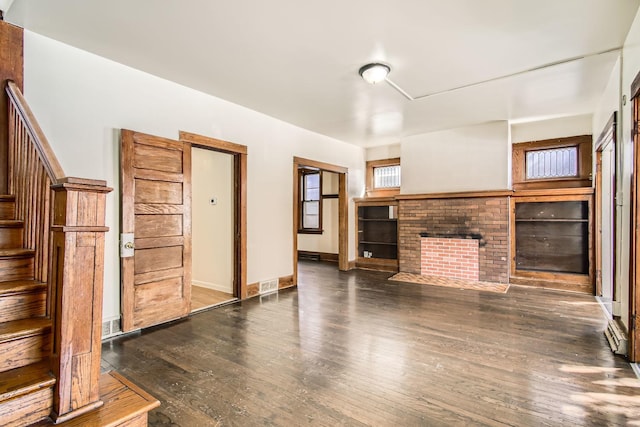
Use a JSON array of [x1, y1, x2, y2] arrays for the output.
[[304, 173, 320, 200], [525, 147, 578, 179], [374, 165, 401, 188], [302, 201, 319, 229]]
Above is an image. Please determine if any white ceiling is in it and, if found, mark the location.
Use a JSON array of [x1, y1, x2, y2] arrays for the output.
[[6, 0, 640, 147]]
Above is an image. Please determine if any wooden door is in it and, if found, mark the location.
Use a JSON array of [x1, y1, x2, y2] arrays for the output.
[[120, 129, 192, 331]]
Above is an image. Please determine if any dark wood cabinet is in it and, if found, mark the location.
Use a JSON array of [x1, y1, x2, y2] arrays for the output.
[[510, 190, 593, 293], [355, 198, 398, 272]]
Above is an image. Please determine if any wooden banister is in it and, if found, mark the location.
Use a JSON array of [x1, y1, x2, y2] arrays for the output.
[[5, 79, 113, 422], [6, 81, 65, 183]]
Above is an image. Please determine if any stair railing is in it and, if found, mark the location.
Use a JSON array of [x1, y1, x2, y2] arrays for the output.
[[5, 80, 112, 423]]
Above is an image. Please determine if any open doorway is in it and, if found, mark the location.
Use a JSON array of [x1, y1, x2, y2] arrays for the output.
[[191, 147, 236, 311], [181, 131, 248, 309], [292, 157, 348, 285]]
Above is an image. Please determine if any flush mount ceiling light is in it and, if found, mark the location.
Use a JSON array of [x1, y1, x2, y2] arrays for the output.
[[358, 62, 414, 101], [358, 63, 390, 84]]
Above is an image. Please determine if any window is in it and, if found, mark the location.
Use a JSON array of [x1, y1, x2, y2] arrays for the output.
[[299, 169, 322, 233], [512, 136, 591, 190], [525, 146, 578, 179], [366, 158, 401, 197]]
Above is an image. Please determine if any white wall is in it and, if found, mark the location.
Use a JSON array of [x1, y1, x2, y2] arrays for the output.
[[366, 143, 401, 161], [192, 148, 234, 293], [22, 31, 365, 322], [615, 6, 640, 330], [511, 114, 593, 143], [400, 121, 510, 194], [298, 171, 339, 254]]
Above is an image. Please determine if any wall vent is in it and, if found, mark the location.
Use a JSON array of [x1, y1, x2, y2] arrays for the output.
[[604, 319, 627, 356], [101, 318, 122, 339], [259, 279, 279, 295]]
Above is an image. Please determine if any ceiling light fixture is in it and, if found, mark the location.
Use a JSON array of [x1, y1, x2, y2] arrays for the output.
[[358, 62, 414, 101], [358, 63, 390, 84]]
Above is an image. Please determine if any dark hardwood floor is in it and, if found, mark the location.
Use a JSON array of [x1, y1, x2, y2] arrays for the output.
[[102, 261, 640, 426]]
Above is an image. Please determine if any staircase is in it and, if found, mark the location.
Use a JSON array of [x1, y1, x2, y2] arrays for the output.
[[0, 195, 53, 426], [0, 26, 159, 423]]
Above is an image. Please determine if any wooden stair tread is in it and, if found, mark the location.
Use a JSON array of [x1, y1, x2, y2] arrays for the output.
[[0, 248, 35, 258], [0, 360, 54, 403], [0, 318, 51, 343], [0, 220, 23, 228], [30, 371, 160, 426], [0, 280, 46, 296]]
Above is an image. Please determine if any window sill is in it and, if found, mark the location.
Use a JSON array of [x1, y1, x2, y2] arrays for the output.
[[298, 229, 323, 235]]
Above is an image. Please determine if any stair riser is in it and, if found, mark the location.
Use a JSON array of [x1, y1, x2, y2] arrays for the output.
[[0, 386, 52, 427], [0, 333, 51, 373], [0, 227, 23, 249], [0, 292, 46, 322], [0, 257, 34, 282], [0, 202, 14, 221]]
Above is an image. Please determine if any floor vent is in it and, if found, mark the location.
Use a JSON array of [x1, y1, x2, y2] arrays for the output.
[[259, 279, 279, 295], [604, 319, 627, 356]]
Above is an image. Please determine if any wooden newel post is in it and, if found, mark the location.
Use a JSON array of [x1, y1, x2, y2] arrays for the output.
[[48, 177, 112, 423]]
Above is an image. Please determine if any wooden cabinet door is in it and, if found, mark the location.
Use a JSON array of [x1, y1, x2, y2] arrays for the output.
[[120, 129, 192, 331]]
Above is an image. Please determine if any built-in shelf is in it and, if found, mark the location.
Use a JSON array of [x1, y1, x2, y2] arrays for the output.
[[511, 197, 592, 287], [356, 200, 398, 271]]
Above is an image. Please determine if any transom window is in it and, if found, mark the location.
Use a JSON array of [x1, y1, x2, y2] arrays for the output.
[[525, 146, 578, 179]]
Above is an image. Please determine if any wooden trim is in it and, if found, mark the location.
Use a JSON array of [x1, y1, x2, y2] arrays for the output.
[[632, 69, 640, 100], [355, 257, 398, 272], [630, 93, 640, 361], [595, 112, 617, 151], [512, 135, 592, 190], [179, 131, 248, 155], [338, 173, 348, 271], [512, 187, 594, 197], [395, 190, 513, 200], [293, 156, 347, 174], [298, 250, 339, 262], [595, 150, 603, 296], [6, 81, 65, 182], [179, 131, 248, 300], [278, 274, 294, 289], [366, 158, 400, 197]]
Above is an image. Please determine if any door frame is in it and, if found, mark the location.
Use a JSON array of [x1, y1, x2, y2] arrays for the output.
[[630, 71, 640, 361], [594, 112, 617, 300], [293, 157, 348, 285], [180, 131, 248, 299]]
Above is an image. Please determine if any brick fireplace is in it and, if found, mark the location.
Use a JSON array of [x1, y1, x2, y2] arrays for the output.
[[398, 195, 509, 283]]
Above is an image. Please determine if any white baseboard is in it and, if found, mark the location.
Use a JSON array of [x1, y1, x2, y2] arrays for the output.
[[193, 279, 232, 294]]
